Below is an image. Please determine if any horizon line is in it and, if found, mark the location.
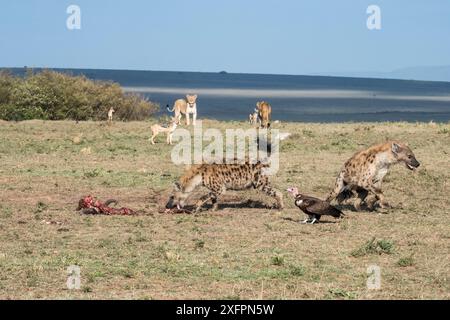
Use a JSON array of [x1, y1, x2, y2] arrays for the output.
[[1, 65, 450, 84]]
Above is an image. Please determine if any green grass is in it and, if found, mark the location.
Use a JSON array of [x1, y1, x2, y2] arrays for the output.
[[351, 238, 395, 257], [397, 255, 415, 267], [271, 256, 285, 266]]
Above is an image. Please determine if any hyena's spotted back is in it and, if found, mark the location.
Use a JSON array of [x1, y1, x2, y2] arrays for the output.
[[200, 163, 264, 191], [171, 161, 284, 212]]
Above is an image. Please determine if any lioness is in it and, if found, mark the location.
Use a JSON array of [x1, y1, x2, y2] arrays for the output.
[[149, 118, 178, 145], [256, 101, 271, 128], [167, 94, 198, 126], [327, 141, 420, 210]]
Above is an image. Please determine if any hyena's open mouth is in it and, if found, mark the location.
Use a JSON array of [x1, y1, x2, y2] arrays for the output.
[[406, 162, 420, 171]]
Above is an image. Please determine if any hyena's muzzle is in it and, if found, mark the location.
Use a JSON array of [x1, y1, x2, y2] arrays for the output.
[[165, 196, 176, 209], [405, 157, 420, 170], [165, 183, 189, 210]]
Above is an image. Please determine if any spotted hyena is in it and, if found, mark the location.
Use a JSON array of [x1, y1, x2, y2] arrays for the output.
[[327, 141, 420, 210], [165, 161, 284, 212]]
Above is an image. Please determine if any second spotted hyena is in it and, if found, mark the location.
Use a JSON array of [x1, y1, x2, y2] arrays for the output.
[[165, 161, 284, 212], [327, 141, 420, 210]]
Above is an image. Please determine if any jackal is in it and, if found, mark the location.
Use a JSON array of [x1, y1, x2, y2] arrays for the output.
[[150, 118, 178, 145]]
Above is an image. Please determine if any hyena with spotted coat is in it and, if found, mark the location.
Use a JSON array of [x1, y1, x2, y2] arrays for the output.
[[327, 141, 420, 210], [165, 161, 284, 212]]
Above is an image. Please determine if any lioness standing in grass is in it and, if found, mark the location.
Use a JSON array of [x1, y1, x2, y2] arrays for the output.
[[256, 101, 271, 128], [149, 118, 178, 145], [167, 94, 198, 126], [165, 161, 284, 212], [327, 141, 420, 210]]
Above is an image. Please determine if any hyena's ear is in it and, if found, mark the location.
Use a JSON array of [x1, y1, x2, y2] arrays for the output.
[[391, 142, 401, 155], [173, 182, 181, 191]]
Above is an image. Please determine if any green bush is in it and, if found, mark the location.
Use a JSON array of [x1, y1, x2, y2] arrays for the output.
[[350, 237, 395, 257], [0, 71, 17, 105], [0, 69, 159, 121]]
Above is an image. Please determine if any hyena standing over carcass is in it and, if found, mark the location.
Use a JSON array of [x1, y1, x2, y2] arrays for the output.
[[165, 161, 284, 212], [327, 141, 420, 210]]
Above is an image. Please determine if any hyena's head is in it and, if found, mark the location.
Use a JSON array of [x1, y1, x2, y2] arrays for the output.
[[165, 182, 190, 209], [186, 94, 198, 105], [391, 142, 420, 170]]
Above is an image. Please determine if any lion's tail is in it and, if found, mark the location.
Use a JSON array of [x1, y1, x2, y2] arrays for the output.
[[166, 104, 175, 112]]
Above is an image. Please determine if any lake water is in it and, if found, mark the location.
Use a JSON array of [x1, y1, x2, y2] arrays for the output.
[[8, 68, 450, 122]]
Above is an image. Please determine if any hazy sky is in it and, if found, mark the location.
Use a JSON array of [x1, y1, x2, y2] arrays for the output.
[[1, 0, 449, 75]]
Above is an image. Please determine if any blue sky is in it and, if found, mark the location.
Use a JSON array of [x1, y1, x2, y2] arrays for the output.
[[1, 0, 449, 75]]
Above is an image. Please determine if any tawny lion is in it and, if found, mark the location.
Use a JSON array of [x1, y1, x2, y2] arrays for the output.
[[256, 101, 272, 128], [167, 94, 198, 126]]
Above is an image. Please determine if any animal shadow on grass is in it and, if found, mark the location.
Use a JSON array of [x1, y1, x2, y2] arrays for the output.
[[281, 217, 338, 224], [202, 199, 273, 211], [160, 201, 272, 214], [334, 203, 386, 213]]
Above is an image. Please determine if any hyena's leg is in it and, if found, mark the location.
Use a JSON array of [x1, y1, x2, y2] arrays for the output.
[[367, 186, 389, 209], [210, 194, 219, 211], [326, 172, 346, 203], [195, 186, 223, 212], [265, 185, 284, 209], [194, 193, 214, 213], [354, 188, 369, 211], [365, 193, 378, 210], [254, 176, 284, 209]]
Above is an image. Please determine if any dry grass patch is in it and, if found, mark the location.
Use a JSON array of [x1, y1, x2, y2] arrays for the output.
[[0, 120, 449, 299]]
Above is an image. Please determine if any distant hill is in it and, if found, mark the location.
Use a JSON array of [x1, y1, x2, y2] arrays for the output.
[[312, 65, 450, 82]]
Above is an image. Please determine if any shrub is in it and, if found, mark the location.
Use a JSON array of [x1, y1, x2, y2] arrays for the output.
[[351, 237, 394, 257], [397, 255, 414, 267], [271, 256, 284, 266], [0, 71, 17, 105], [288, 264, 305, 276], [0, 69, 159, 121]]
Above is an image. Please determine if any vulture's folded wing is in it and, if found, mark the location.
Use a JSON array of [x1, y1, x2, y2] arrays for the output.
[[303, 198, 343, 217]]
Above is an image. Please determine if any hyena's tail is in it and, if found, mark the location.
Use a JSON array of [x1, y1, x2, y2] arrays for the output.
[[166, 104, 175, 112]]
